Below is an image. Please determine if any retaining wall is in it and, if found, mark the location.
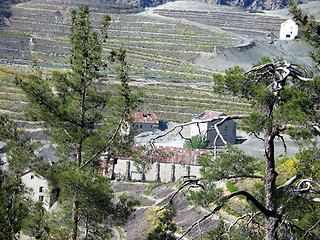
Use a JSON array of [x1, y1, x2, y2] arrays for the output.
[[104, 159, 201, 182]]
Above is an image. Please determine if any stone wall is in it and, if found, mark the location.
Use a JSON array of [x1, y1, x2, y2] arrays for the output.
[[103, 158, 201, 182]]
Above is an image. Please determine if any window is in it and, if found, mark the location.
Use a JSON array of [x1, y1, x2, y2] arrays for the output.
[[30, 175, 34, 179], [39, 195, 44, 201], [39, 186, 44, 193], [140, 125, 142, 128]]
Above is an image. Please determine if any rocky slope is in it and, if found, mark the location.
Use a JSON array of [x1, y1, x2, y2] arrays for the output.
[[1, 0, 318, 13]]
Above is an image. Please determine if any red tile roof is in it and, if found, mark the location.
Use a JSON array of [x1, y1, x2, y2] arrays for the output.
[[193, 110, 224, 121], [133, 112, 158, 124]]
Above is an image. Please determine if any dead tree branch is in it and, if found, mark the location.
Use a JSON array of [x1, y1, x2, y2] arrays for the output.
[[228, 212, 259, 232], [79, 118, 125, 170], [158, 178, 204, 211], [302, 219, 320, 239], [150, 114, 248, 149], [225, 174, 264, 180], [277, 174, 302, 191], [177, 190, 281, 240], [244, 61, 313, 94]]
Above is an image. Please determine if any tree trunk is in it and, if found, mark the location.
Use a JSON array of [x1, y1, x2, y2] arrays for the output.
[[71, 196, 79, 240], [72, 144, 82, 240], [264, 132, 279, 240]]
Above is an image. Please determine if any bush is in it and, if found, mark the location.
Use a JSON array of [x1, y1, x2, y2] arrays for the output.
[[183, 135, 210, 149]]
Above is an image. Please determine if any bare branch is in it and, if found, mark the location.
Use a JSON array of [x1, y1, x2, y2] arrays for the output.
[[312, 122, 320, 134], [158, 178, 204, 211], [228, 212, 253, 232], [150, 114, 249, 148], [277, 174, 302, 191], [244, 63, 275, 75], [177, 203, 223, 240], [252, 132, 264, 142], [79, 118, 125, 170], [211, 117, 229, 145], [296, 178, 320, 189], [178, 190, 281, 240], [225, 174, 264, 180], [197, 221, 203, 239], [244, 61, 313, 94], [295, 75, 314, 82], [277, 134, 287, 156], [246, 212, 261, 228], [302, 219, 320, 239], [228, 211, 261, 232]]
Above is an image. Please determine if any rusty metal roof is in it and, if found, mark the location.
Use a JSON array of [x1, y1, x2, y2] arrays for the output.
[[131, 144, 211, 165], [133, 112, 159, 124], [193, 110, 224, 121]]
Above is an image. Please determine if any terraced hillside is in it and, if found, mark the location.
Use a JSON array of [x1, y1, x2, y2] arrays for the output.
[[153, 9, 285, 38], [2, 0, 304, 129]]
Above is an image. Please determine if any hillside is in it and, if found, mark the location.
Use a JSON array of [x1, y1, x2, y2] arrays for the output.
[[112, 181, 222, 240], [0, 0, 318, 129]]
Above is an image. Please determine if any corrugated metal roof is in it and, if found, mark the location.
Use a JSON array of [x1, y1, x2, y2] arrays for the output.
[[131, 144, 211, 165], [193, 110, 224, 121], [133, 112, 159, 124]]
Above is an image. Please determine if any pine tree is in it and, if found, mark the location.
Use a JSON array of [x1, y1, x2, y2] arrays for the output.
[[190, 57, 320, 239], [166, 57, 320, 240], [0, 115, 38, 239], [16, 4, 140, 239]]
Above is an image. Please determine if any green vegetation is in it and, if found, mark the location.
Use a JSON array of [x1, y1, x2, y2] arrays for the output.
[[147, 205, 177, 240], [183, 135, 210, 149], [0, 5, 140, 239], [186, 55, 320, 239], [0, 1, 255, 125]]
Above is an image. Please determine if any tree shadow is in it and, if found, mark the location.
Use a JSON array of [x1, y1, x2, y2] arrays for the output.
[[158, 121, 168, 131]]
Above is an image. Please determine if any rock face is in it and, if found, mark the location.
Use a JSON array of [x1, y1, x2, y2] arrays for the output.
[[0, 0, 317, 13], [129, 0, 315, 10], [226, 0, 287, 10]]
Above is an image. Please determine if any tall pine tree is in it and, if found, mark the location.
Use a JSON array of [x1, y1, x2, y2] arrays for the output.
[[16, 4, 140, 239]]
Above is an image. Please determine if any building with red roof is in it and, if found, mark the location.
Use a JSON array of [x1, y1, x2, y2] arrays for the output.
[[132, 112, 159, 134]]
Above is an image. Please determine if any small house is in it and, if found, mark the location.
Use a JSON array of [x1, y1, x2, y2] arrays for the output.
[[279, 19, 298, 40], [190, 110, 237, 146], [21, 172, 50, 209], [132, 112, 159, 134]]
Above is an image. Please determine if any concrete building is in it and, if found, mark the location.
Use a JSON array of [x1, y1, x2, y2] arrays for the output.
[[279, 19, 298, 40], [190, 110, 237, 146], [100, 145, 209, 182], [21, 172, 50, 209], [132, 112, 159, 134]]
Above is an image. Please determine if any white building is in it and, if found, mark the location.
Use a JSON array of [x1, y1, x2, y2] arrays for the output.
[[21, 172, 50, 209], [279, 19, 298, 40], [190, 110, 237, 146]]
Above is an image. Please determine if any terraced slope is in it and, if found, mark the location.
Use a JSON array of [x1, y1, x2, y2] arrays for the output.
[[0, 0, 268, 128], [153, 9, 286, 38], [140, 85, 252, 122]]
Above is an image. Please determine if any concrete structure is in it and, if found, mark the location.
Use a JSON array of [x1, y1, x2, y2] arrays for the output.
[[190, 110, 237, 146], [110, 159, 201, 183], [21, 172, 50, 209], [132, 112, 159, 134], [279, 19, 298, 40], [100, 145, 209, 182]]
